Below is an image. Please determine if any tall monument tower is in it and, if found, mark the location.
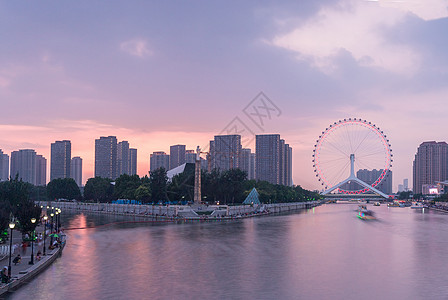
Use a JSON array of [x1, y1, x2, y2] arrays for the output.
[[194, 146, 201, 204]]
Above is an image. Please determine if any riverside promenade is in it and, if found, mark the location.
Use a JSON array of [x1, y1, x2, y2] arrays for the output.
[[0, 229, 65, 298], [37, 201, 322, 221]]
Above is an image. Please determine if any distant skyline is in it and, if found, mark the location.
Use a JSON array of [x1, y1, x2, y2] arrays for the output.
[[1, 1, 448, 191]]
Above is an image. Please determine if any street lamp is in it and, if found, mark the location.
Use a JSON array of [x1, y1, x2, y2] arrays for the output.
[[43, 216, 48, 256], [55, 211, 59, 232], [50, 213, 54, 232], [29, 218, 36, 265], [8, 222, 15, 281]]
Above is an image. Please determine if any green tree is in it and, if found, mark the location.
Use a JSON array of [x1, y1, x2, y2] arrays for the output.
[[47, 178, 81, 201], [150, 168, 169, 203], [84, 177, 114, 202], [114, 174, 141, 199], [135, 185, 151, 202]]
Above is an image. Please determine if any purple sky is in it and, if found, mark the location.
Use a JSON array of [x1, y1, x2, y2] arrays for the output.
[[1, 1, 447, 191]]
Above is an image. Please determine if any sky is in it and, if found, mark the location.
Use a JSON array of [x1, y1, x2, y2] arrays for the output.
[[1, 0, 447, 191]]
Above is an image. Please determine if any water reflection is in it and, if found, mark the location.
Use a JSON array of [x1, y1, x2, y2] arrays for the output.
[[6, 205, 448, 300]]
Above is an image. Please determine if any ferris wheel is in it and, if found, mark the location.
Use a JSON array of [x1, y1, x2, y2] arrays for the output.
[[312, 118, 392, 195]]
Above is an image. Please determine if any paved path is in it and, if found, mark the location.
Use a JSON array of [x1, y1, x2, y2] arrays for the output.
[[0, 224, 62, 289]]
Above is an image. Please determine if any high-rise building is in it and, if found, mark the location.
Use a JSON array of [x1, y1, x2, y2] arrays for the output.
[[71, 157, 83, 187], [284, 143, 293, 186], [95, 136, 118, 179], [255, 134, 292, 186], [117, 141, 130, 176], [170, 145, 186, 170], [10, 149, 46, 185], [129, 148, 137, 175], [212, 135, 242, 171], [240, 148, 251, 177], [150, 152, 170, 171], [249, 153, 256, 180], [403, 179, 409, 191], [50, 140, 71, 181], [256, 134, 280, 184], [413, 141, 448, 194], [36, 155, 47, 186], [185, 150, 196, 164], [11, 149, 36, 184], [0, 149, 9, 181], [343, 169, 392, 194]]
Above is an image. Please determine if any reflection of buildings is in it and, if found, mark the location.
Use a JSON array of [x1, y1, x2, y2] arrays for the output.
[[413, 141, 448, 194], [342, 169, 392, 194], [150, 151, 170, 171], [0, 149, 9, 181]]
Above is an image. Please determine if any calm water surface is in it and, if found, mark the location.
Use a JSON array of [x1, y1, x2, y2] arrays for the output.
[[6, 204, 448, 300]]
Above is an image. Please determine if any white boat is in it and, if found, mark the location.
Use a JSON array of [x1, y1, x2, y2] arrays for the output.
[[410, 202, 424, 209]]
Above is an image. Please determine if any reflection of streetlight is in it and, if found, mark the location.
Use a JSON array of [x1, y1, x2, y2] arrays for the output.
[[29, 218, 36, 265], [43, 216, 48, 256], [8, 221, 15, 281]]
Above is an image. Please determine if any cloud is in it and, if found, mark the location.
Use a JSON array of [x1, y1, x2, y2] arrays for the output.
[[120, 38, 153, 58], [374, 0, 448, 21], [270, 0, 447, 75]]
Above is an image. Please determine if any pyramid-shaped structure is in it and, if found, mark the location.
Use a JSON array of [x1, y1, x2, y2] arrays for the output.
[[243, 188, 261, 205]]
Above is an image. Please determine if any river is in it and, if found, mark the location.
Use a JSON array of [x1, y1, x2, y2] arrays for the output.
[[5, 204, 448, 300]]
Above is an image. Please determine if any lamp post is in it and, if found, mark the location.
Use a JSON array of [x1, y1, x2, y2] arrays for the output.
[[50, 213, 54, 232], [8, 222, 15, 281], [29, 218, 36, 265], [43, 216, 48, 256], [55, 211, 59, 232]]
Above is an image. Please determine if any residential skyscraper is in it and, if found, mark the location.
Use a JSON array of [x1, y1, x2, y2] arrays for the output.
[[413, 141, 448, 194], [185, 150, 196, 164], [95, 136, 118, 179], [249, 153, 256, 180], [50, 140, 71, 181], [212, 135, 242, 171], [10, 149, 46, 185], [129, 148, 137, 175], [36, 155, 47, 186], [117, 141, 130, 176], [11, 149, 36, 184], [240, 148, 251, 177], [71, 157, 83, 187], [170, 145, 186, 170], [255, 134, 293, 186], [150, 152, 170, 171], [0, 149, 9, 181], [256, 134, 280, 184]]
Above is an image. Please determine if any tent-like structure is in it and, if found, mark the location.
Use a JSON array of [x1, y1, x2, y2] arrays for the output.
[[243, 188, 261, 205]]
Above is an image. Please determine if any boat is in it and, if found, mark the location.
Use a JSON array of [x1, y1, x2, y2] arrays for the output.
[[387, 202, 400, 207], [357, 205, 376, 220], [410, 202, 424, 209], [373, 202, 380, 206]]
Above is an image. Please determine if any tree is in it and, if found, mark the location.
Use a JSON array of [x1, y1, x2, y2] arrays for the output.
[[150, 168, 169, 203], [135, 185, 151, 202], [114, 174, 141, 199], [47, 178, 81, 201], [84, 177, 114, 202]]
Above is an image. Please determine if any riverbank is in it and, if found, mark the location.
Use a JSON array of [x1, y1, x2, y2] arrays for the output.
[[0, 236, 66, 298], [37, 201, 322, 222]]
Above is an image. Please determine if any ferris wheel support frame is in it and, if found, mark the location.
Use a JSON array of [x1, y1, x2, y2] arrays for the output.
[[321, 154, 389, 199]]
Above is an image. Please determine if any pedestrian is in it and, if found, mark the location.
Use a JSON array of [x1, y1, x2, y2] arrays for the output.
[[1, 266, 8, 283]]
